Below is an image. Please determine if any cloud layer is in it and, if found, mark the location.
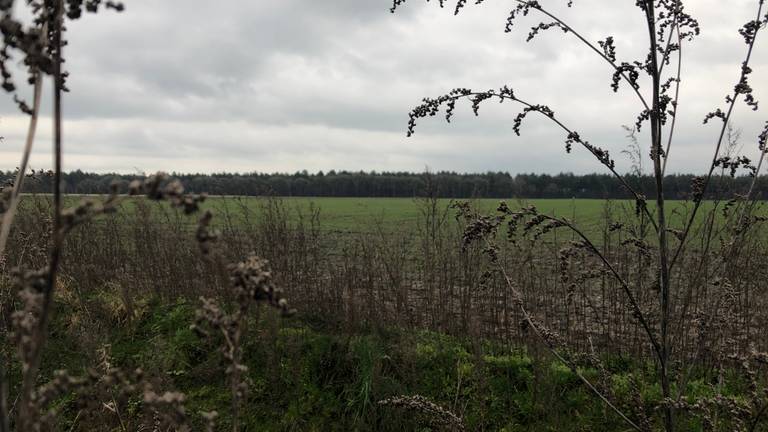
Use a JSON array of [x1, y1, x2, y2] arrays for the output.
[[0, 0, 766, 174]]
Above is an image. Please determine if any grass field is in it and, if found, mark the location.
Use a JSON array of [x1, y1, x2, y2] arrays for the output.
[[200, 196, 761, 234], [203, 197, 610, 232], [27, 194, 764, 234]]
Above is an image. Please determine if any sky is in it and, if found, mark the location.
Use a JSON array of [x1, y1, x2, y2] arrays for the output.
[[0, 0, 766, 175]]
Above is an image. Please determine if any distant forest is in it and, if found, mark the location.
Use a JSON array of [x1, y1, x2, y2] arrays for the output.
[[4, 170, 767, 200]]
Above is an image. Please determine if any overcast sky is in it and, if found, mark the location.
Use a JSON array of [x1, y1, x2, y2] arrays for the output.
[[0, 0, 766, 175]]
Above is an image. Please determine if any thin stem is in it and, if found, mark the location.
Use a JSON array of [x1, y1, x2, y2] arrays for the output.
[[19, 0, 65, 419], [662, 25, 683, 176], [446, 91, 659, 232], [0, 72, 43, 428], [520, 1, 651, 112], [489, 238, 643, 432], [743, 147, 767, 204], [657, 0, 682, 79], [0, 359, 7, 432], [668, 1, 765, 273], [539, 214, 663, 365], [674, 143, 767, 401], [749, 402, 768, 432], [644, 2, 674, 431], [0, 72, 43, 259]]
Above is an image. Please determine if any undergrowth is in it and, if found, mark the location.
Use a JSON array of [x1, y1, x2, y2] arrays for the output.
[[2, 288, 760, 431]]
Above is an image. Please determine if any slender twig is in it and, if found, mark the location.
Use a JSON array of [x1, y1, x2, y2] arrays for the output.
[[489, 239, 643, 432], [19, 0, 65, 417], [0, 66, 43, 432], [743, 146, 767, 204], [520, 1, 651, 112], [537, 213, 663, 365], [436, 91, 659, 231], [662, 25, 683, 176], [669, 1, 765, 273], [0, 359, 8, 432], [657, 0, 683, 79], [674, 136, 768, 404], [643, 2, 674, 430], [749, 402, 768, 432], [67, 409, 83, 432], [0, 69, 44, 261]]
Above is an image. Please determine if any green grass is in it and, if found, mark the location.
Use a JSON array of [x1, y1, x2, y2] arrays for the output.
[[204, 197, 635, 231], [22, 194, 767, 235], [244, 197, 610, 232], [201, 196, 764, 235]]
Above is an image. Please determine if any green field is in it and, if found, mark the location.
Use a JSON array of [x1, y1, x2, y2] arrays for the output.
[[205, 197, 613, 232], [24, 195, 765, 234], [200, 196, 752, 233]]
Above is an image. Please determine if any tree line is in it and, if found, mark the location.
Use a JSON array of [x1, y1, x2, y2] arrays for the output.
[[3, 169, 767, 199]]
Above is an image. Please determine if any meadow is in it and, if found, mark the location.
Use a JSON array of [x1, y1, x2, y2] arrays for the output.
[[5, 191, 768, 430], [206, 197, 609, 232], [45, 195, 761, 235]]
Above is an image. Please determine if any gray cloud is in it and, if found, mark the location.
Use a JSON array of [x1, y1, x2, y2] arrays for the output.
[[1, 0, 767, 175]]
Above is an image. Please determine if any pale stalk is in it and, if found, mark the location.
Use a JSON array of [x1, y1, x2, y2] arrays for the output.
[[0, 73, 43, 260]]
